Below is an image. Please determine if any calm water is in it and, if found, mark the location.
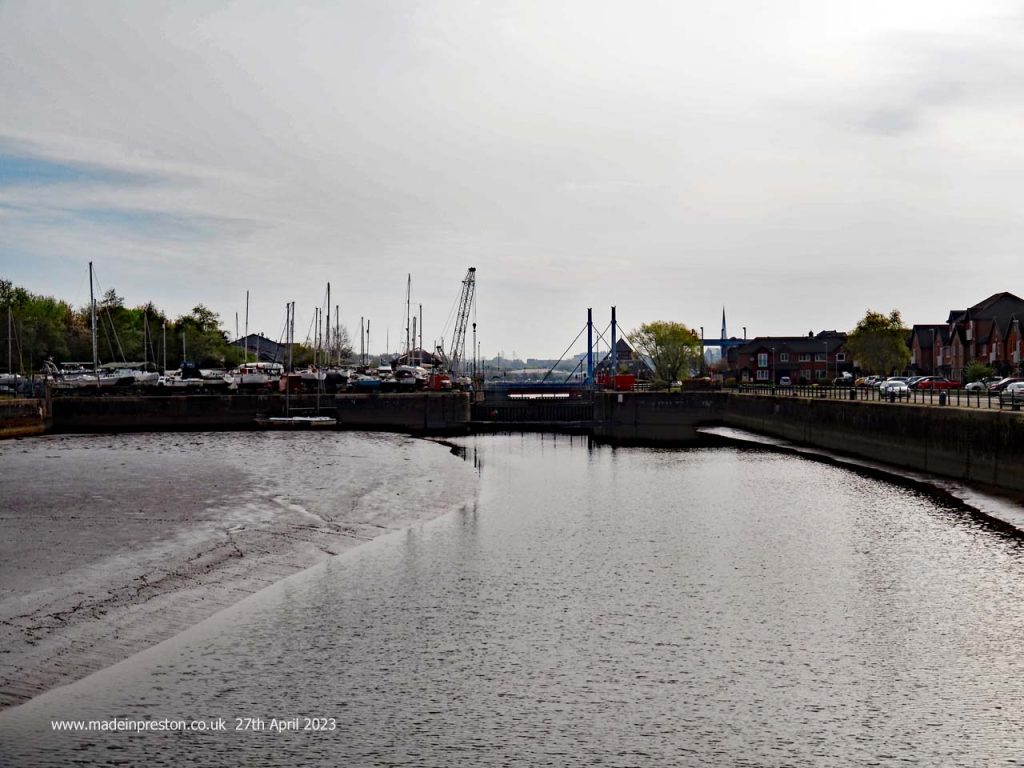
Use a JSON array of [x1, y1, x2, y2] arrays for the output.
[[2, 432, 1023, 766]]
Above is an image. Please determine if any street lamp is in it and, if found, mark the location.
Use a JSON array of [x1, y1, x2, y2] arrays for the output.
[[700, 326, 704, 375], [823, 341, 828, 384], [931, 328, 936, 375], [770, 346, 775, 386]]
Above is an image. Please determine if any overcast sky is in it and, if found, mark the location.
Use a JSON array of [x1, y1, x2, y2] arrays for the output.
[[2, 1, 1023, 359]]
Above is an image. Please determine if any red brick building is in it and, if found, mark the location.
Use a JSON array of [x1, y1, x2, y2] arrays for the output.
[[942, 292, 1024, 381], [726, 331, 850, 384]]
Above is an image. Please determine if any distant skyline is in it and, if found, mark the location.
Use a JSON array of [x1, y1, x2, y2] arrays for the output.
[[2, 1, 1023, 358]]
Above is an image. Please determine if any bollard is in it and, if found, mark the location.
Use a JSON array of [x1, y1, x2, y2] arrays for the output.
[[939, 391, 946, 406], [849, 388, 856, 401], [889, 389, 896, 403]]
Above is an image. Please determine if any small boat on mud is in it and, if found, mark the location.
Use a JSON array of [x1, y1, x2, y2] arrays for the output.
[[254, 414, 337, 429]]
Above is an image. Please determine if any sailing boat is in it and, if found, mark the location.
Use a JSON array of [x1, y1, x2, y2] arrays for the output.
[[255, 300, 335, 429], [50, 263, 134, 390]]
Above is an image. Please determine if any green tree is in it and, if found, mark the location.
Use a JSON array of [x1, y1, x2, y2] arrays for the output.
[[627, 321, 702, 385], [845, 309, 911, 375], [174, 305, 230, 367], [964, 361, 996, 383]]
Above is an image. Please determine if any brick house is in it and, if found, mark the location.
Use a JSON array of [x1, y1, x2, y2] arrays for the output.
[[909, 324, 948, 376], [944, 292, 1024, 381], [727, 330, 850, 384]]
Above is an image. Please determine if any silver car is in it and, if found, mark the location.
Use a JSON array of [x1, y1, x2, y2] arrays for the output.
[[998, 381, 1024, 405], [878, 377, 910, 396]]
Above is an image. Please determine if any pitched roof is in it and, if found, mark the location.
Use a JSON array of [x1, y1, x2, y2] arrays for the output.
[[736, 331, 847, 356], [910, 324, 947, 348]]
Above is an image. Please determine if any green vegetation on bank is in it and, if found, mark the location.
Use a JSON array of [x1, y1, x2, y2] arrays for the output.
[[2, 279, 244, 371]]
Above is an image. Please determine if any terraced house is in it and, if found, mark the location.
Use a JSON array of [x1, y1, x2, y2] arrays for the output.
[[726, 330, 850, 384], [921, 292, 1024, 382]]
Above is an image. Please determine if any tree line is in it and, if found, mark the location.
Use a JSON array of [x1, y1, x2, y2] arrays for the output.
[[1, 279, 350, 373]]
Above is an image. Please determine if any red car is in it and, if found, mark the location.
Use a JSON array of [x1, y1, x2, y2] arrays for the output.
[[914, 376, 959, 390]]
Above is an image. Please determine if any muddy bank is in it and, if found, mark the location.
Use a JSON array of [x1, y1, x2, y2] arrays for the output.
[[0, 431, 477, 709]]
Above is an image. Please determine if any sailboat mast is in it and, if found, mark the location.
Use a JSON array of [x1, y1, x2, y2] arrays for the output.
[[89, 261, 99, 382], [7, 303, 11, 375], [405, 274, 411, 358], [335, 305, 340, 366], [325, 283, 330, 367], [290, 302, 295, 372], [244, 290, 249, 364], [285, 302, 291, 416]]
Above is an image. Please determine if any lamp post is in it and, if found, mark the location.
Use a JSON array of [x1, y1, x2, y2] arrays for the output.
[[931, 328, 936, 375], [700, 326, 704, 375], [770, 346, 775, 386], [823, 341, 828, 384]]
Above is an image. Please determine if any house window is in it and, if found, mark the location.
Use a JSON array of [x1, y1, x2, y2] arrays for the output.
[[779, 352, 789, 362], [835, 352, 846, 362], [815, 369, 826, 379], [814, 352, 825, 361], [756, 369, 769, 381], [757, 353, 768, 368], [801, 369, 811, 382], [799, 353, 811, 362]]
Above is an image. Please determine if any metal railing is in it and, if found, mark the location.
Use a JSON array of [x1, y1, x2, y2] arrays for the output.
[[734, 383, 1024, 412]]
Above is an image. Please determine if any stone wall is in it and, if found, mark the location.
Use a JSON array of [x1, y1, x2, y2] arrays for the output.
[[722, 394, 1024, 492], [593, 391, 729, 443], [49, 393, 470, 434], [0, 397, 49, 438]]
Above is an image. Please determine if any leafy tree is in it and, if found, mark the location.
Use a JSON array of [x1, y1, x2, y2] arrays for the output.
[[964, 361, 996, 382], [845, 309, 911, 375], [172, 305, 230, 367], [627, 321, 702, 385], [100, 288, 124, 309]]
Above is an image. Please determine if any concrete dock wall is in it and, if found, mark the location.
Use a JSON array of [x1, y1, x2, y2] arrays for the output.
[[0, 397, 50, 438], [593, 391, 729, 443], [334, 393, 470, 433], [49, 393, 470, 434], [722, 395, 1024, 493]]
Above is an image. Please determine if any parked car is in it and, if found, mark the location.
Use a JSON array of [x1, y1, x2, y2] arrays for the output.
[[778, 376, 792, 386], [906, 376, 927, 388], [965, 376, 1000, 392], [833, 373, 853, 386], [879, 377, 910, 397], [988, 377, 1024, 393], [878, 376, 907, 391], [998, 381, 1024, 404], [914, 376, 959, 390]]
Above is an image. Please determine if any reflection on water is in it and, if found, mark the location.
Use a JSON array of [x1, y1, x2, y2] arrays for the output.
[[2, 433, 1023, 766]]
